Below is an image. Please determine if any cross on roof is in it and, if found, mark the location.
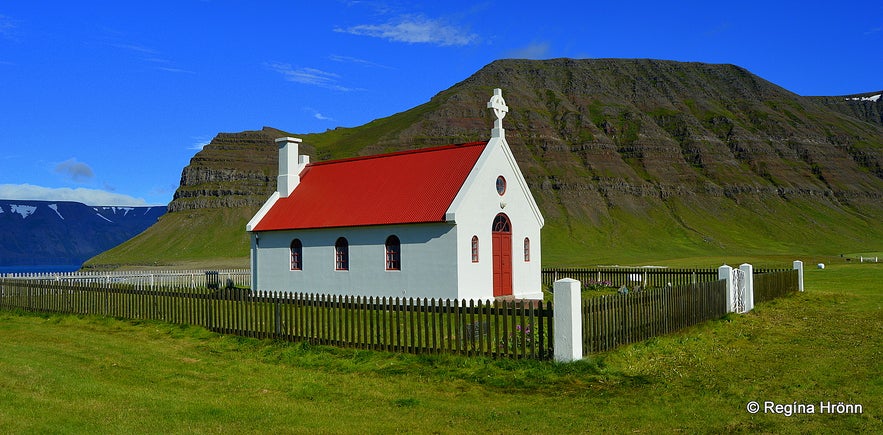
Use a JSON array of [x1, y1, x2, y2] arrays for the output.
[[487, 88, 508, 138]]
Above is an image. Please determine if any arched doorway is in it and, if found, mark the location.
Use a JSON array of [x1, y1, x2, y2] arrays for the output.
[[492, 213, 512, 297]]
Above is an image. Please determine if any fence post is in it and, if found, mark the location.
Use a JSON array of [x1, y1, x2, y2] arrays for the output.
[[793, 260, 804, 292], [718, 265, 734, 313], [553, 278, 582, 362], [274, 294, 282, 338], [739, 263, 754, 312]]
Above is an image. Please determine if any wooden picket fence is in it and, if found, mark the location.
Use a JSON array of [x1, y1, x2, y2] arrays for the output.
[[581, 280, 728, 354], [543, 267, 792, 289], [0, 279, 552, 360], [0, 266, 800, 360], [543, 267, 719, 289], [753, 269, 799, 304]]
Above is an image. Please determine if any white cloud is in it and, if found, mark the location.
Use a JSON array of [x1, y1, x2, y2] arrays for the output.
[[190, 137, 212, 151], [328, 54, 392, 69], [505, 42, 551, 60], [108, 40, 194, 74], [303, 107, 333, 122], [0, 14, 19, 41], [0, 184, 149, 206], [109, 42, 159, 55], [54, 158, 95, 183], [336, 15, 479, 46], [266, 62, 356, 91], [156, 66, 196, 74]]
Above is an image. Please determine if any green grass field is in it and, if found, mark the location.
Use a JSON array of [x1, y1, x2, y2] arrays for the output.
[[1, 261, 880, 433]]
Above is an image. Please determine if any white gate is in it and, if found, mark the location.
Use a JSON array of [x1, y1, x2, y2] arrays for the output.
[[731, 268, 746, 313]]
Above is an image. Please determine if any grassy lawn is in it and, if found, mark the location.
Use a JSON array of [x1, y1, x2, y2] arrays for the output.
[[1, 261, 880, 433]]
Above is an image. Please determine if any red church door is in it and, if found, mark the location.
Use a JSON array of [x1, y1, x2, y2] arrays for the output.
[[492, 213, 513, 297]]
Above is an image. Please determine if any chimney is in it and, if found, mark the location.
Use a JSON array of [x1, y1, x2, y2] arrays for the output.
[[276, 137, 308, 197]]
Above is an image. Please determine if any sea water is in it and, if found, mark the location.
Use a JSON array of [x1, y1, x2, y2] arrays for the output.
[[0, 264, 81, 274]]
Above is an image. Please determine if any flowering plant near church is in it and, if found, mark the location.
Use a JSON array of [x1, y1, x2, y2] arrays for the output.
[[582, 279, 615, 291], [501, 322, 546, 353]]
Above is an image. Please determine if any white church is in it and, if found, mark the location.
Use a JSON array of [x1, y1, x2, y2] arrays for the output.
[[246, 89, 545, 300]]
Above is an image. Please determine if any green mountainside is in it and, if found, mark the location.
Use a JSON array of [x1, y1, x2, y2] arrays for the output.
[[86, 58, 883, 269]]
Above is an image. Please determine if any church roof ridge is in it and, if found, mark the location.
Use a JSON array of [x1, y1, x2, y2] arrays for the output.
[[306, 141, 488, 168]]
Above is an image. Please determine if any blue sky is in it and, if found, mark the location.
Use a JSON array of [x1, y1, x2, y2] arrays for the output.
[[1, 1, 880, 206]]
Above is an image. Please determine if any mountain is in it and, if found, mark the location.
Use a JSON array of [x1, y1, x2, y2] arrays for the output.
[[86, 58, 883, 267], [169, 127, 290, 212], [0, 200, 166, 272], [808, 91, 883, 127]]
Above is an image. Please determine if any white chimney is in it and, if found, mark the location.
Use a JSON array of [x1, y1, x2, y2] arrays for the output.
[[276, 137, 307, 197]]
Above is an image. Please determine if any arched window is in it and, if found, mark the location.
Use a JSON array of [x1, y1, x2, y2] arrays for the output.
[[471, 235, 479, 263], [523, 237, 530, 262], [335, 237, 349, 271], [492, 213, 511, 233], [290, 239, 302, 270], [385, 235, 401, 270]]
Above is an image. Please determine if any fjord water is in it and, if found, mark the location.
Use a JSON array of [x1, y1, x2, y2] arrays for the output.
[[0, 264, 81, 274]]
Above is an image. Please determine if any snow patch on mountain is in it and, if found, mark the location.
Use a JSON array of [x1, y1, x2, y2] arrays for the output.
[[10, 204, 37, 219], [48, 203, 65, 220], [94, 212, 114, 223], [845, 94, 881, 102], [94, 206, 137, 217]]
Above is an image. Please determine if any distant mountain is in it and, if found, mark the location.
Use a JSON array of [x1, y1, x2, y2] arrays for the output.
[[88, 58, 883, 267], [808, 91, 883, 127], [0, 200, 165, 272]]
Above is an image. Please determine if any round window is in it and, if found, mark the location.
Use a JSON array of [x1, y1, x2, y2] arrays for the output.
[[496, 176, 506, 196]]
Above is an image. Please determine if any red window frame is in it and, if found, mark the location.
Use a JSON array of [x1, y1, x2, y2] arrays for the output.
[[385, 235, 401, 270], [290, 239, 302, 270], [335, 237, 349, 271]]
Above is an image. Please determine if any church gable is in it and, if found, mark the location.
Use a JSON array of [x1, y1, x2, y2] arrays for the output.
[[444, 92, 544, 229]]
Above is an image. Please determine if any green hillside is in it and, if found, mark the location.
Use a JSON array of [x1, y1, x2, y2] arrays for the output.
[[86, 208, 253, 270]]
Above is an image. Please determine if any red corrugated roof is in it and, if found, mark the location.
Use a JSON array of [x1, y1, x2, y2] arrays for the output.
[[253, 141, 488, 231]]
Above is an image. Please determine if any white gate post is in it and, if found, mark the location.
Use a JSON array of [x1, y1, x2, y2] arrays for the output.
[[553, 278, 582, 362], [793, 260, 804, 292], [718, 264, 734, 313], [739, 263, 754, 312]]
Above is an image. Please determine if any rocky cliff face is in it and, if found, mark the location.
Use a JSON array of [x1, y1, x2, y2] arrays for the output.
[[145, 58, 882, 264], [809, 92, 883, 128], [169, 127, 299, 212], [302, 59, 883, 225], [170, 60, 883, 217]]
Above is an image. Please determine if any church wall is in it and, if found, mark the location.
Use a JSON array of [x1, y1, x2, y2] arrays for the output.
[[253, 222, 460, 299]]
